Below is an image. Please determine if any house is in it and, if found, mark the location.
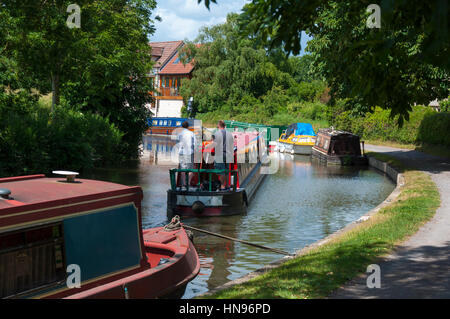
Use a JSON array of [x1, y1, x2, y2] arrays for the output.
[[148, 41, 195, 117]]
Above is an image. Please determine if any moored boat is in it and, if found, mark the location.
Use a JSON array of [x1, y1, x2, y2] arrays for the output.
[[146, 117, 200, 136], [311, 128, 367, 165], [167, 131, 267, 218], [0, 174, 199, 299], [277, 123, 316, 155]]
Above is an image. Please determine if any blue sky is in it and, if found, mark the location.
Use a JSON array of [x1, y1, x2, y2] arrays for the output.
[[152, 0, 310, 55]]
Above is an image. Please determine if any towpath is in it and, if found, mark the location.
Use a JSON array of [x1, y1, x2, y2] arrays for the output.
[[330, 144, 450, 298]]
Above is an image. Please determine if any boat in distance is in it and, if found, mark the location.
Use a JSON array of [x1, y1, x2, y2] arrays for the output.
[[0, 174, 199, 299], [311, 128, 368, 166], [276, 123, 316, 155], [167, 130, 268, 218]]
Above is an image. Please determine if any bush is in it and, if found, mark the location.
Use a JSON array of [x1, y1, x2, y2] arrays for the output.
[[0, 99, 123, 177], [417, 112, 450, 147], [329, 103, 450, 147]]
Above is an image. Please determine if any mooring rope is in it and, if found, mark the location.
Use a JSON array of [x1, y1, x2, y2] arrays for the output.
[[181, 223, 294, 256]]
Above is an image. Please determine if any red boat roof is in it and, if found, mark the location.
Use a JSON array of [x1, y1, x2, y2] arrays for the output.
[[0, 174, 139, 210]]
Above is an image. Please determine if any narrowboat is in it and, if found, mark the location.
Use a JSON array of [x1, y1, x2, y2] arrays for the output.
[[276, 123, 316, 155], [167, 131, 267, 218], [311, 128, 368, 165], [146, 117, 199, 136], [0, 173, 199, 299]]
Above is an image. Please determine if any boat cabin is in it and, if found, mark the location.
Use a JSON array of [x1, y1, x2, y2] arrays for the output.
[[312, 128, 367, 165], [0, 174, 199, 299]]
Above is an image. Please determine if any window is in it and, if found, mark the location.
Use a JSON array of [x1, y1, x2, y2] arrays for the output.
[[0, 223, 66, 298], [152, 120, 158, 126]]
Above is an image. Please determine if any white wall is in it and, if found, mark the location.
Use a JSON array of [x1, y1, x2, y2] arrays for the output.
[[157, 99, 184, 117]]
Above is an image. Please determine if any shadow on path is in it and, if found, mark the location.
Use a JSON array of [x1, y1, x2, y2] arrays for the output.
[[330, 144, 450, 299]]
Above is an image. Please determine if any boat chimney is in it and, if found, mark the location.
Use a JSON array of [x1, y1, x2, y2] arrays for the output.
[[52, 170, 80, 183]]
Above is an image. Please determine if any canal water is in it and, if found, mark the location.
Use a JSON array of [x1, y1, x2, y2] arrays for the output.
[[84, 135, 395, 298]]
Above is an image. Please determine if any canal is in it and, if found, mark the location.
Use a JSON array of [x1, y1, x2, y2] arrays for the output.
[[83, 135, 395, 298]]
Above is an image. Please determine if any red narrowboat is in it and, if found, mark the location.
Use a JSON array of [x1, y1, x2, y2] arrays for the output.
[[167, 131, 268, 218], [0, 174, 199, 299]]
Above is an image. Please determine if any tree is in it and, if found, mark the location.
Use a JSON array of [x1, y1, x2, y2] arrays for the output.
[[199, 0, 450, 124], [179, 14, 298, 118], [1, 0, 158, 157]]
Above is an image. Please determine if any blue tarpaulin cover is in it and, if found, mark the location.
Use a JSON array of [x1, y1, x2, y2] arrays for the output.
[[287, 123, 316, 137]]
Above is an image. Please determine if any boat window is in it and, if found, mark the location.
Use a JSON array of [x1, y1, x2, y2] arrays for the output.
[[152, 120, 158, 126], [163, 120, 167, 126], [0, 223, 66, 298], [167, 120, 171, 126], [292, 137, 297, 142]]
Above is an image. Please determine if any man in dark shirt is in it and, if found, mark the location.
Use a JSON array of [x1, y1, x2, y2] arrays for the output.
[[213, 120, 234, 190]]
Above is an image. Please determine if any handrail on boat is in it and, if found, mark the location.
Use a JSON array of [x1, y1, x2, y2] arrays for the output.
[[169, 168, 238, 192]]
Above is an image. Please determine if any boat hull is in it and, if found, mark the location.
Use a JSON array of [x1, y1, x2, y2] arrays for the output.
[[311, 147, 368, 166], [167, 162, 266, 218], [167, 188, 248, 218], [64, 227, 200, 299], [285, 143, 313, 155]]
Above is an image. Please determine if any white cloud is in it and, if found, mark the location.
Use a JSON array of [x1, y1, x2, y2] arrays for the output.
[[152, 0, 250, 41]]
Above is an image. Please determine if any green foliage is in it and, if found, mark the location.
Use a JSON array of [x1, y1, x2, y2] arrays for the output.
[[199, 0, 450, 125], [1, 0, 157, 161], [439, 98, 450, 113], [180, 14, 328, 125], [329, 103, 450, 147], [417, 112, 450, 146], [0, 98, 123, 177]]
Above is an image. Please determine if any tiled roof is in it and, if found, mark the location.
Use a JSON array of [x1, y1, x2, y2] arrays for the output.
[[149, 41, 183, 68], [159, 45, 197, 75]]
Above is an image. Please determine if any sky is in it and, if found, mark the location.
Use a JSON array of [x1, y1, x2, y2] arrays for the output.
[[152, 0, 311, 55]]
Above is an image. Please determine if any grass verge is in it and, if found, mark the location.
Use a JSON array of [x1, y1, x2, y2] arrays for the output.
[[201, 153, 440, 299]]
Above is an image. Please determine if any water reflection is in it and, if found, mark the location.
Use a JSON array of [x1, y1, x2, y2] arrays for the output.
[[83, 136, 395, 298]]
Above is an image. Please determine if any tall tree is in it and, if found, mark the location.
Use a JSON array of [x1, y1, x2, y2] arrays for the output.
[[1, 0, 158, 157], [179, 14, 296, 116], [1, 0, 156, 109], [199, 0, 450, 124]]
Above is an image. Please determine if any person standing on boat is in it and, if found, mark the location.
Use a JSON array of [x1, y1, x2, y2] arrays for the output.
[[177, 121, 195, 189], [213, 120, 235, 190]]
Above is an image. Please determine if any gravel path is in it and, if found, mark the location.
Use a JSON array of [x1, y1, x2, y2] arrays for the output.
[[330, 144, 450, 299]]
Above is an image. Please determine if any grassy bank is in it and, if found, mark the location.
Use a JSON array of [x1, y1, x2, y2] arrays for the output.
[[201, 153, 440, 299]]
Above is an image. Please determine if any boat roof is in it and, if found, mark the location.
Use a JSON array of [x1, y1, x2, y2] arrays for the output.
[[287, 123, 316, 137], [0, 175, 139, 210], [317, 128, 357, 137]]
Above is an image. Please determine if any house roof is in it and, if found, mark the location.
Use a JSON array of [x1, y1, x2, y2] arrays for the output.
[[159, 50, 195, 75], [149, 40, 183, 69]]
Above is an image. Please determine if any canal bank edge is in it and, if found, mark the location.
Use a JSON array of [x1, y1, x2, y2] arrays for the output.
[[197, 155, 405, 298]]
